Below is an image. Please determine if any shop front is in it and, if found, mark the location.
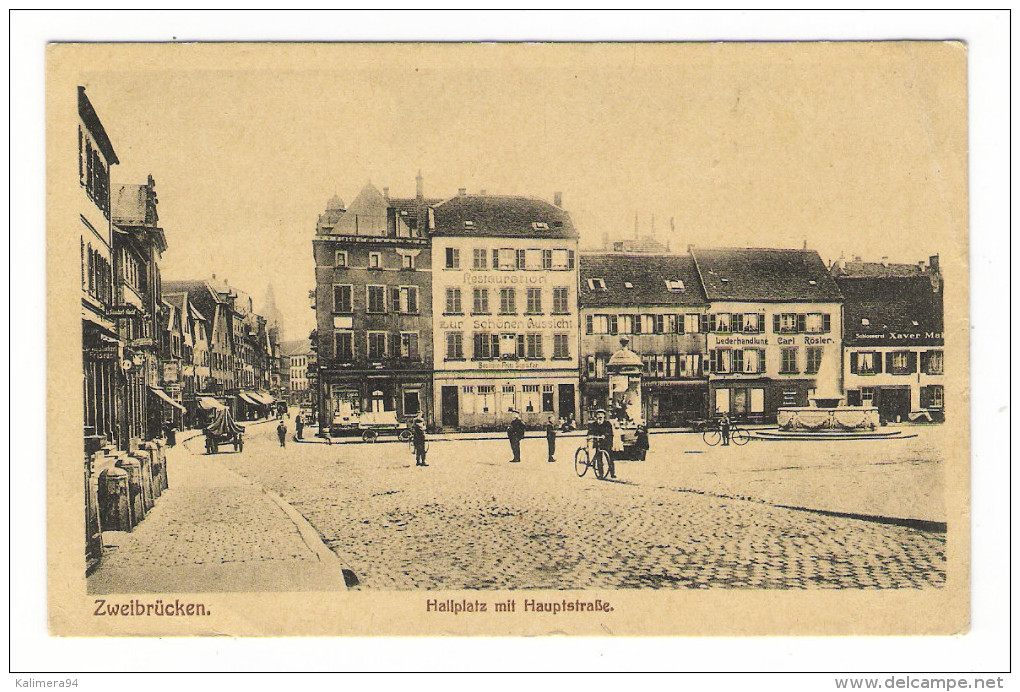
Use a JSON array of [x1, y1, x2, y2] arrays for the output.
[[321, 369, 433, 432], [434, 369, 577, 431]]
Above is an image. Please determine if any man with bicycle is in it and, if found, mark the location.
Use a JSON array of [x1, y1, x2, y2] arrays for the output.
[[587, 409, 616, 480]]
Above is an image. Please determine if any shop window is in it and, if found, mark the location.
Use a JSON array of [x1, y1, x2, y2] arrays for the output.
[[714, 389, 730, 415], [750, 388, 765, 414], [542, 391, 555, 412]]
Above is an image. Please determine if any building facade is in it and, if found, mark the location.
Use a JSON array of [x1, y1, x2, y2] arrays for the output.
[[691, 247, 844, 422], [431, 193, 580, 430], [313, 177, 438, 430], [280, 339, 313, 405], [111, 177, 170, 443], [833, 256, 944, 423], [578, 253, 710, 426]]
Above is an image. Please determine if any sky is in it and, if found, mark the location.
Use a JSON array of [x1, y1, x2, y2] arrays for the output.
[[80, 42, 966, 342]]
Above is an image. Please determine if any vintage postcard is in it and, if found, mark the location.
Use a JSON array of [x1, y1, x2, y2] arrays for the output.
[[47, 41, 968, 636]]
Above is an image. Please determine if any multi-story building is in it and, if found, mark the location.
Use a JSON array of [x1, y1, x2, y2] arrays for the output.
[[163, 289, 212, 425], [431, 192, 580, 430], [280, 339, 313, 405], [157, 295, 188, 429], [833, 255, 944, 423], [163, 279, 237, 404], [79, 87, 120, 454], [313, 176, 439, 430], [578, 253, 710, 426], [691, 247, 844, 422], [111, 176, 169, 444]]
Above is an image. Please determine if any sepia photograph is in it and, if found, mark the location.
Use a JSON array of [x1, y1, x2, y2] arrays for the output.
[[44, 38, 970, 639]]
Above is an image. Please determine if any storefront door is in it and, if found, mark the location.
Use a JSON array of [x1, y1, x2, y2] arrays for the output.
[[877, 387, 911, 423], [557, 384, 575, 420], [441, 386, 459, 428], [732, 388, 748, 418]]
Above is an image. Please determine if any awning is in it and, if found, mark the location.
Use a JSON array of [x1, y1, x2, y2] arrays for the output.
[[238, 391, 262, 406], [198, 396, 227, 411], [254, 392, 276, 406], [149, 387, 186, 412]]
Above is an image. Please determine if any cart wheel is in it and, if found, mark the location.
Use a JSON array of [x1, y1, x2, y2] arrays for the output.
[[398, 429, 412, 443], [362, 430, 378, 443]]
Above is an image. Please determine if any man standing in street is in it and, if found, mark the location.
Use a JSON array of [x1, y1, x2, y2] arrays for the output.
[[295, 412, 305, 440], [412, 416, 428, 467], [545, 415, 557, 463], [720, 413, 732, 447], [587, 409, 616, 480], [276, 419, 287, 447], [507, 409, 526, 463]]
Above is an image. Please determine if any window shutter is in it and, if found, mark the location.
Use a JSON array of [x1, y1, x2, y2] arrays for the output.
[[919, 386, 930, 409], [708, 314, 717, 332], [391, 288, 401, 312], [885, 352, 894, 373], [822, 313, 832, 333], [492, 249, 499, 268], [586, 315, 593, 335], [907, 351, 918, 373], [517, 334, 526, 358], [491, 334, 500, 357], [849, 352, 858, 374], [473, 333, 483, 358], [773, 314, 781, 333], [920, 351, 930, 373], [733, 314, 744, 333], [874, 352, 883, 373], [676, 314, 685, 334], [733, 349, 744, 373], [796, 314, 806, 333]]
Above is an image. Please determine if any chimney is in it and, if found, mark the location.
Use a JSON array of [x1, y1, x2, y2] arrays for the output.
[[881, 256, 889, 267], [918, 260, 926, 271], [458, 188, 467, 196], [553, 191, 562, 207], [382, 187, 389, 199], [668, 217, 675, 252], [212, 273, 216, 280], [415, 170, 426, 238]]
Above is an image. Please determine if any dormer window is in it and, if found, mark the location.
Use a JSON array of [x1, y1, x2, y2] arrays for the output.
[[720, 278, 729, 284], [463, 220, 475, 230], [532, 222, 549, 231], [861, 318, 870, 326], [588, 278, 606, 291], [624, 282, 634, 289], [665, 279, 685, 293], [808, 280, 817, 286], [369, 252, 381, 269]]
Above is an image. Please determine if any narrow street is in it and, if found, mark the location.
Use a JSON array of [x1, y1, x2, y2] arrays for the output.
[[210, 420, 947, 591]]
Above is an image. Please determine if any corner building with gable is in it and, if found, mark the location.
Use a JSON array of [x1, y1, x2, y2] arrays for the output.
[[430, 193, 580, 431]]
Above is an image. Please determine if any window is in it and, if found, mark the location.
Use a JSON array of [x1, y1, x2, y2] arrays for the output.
[[524, 249, 542, 270], [856, 351, 878, 375], [732, 349, 743, 374], [367, 285, 386, 313], [499, 333, 519, 359], [472, 288, 490, 314], [861, 387, 875, 405], [400, 332, 420, 360], [403, 390, 421, 416], [445, 287, 463, 315], [499, 288, 516, 315], [550, 287, 569, 314], [927, 385, 944, 409], [552, 249, 569, 270], [497, 249, 516, 270], [335, 250, 348, 267], [713, 313, 732, 333], [368, 252, 382, 269], [473, 332, 500, 360], [806, 346, 823, 374], [805, 313, 825, 334], [624, 282, 634, 289], [889, 351, 913, 375], [401, 254, 415, 270], [445, 332, 464, 360], [473, 248, 488, 270], [333, 285, 353, 313], [587, 278, 606, 291], [568, 250, 575, 269], [367, 332, 387, 360], [743, 349, 763, 374], [553, 334, 570, 359], [542, 249, 553, 270], [619, 315, 635, 335], [923, 350, 944, 375], [776, 313, 799, 334], [334, 331, 354, 362], [711, 349, 733, 374], [526, 288, 542, 315], [526, 333, 544, 359], [684, 314, 701, 334], [445, 247, 460, 269], [780, 347, 799, 374], [397, 286, 419, 314], [743, 313, 762, 333]]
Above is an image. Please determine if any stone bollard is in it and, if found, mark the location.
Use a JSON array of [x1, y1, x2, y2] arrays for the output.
[[114, 454, 145, 528], [97, 466, 132, 533], [133, 447, 154, 513], [155, 439, 168, 493]]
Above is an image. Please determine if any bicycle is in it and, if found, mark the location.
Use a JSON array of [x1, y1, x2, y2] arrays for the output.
[[575, 435, 611, 480], [702, 419, 751, 446]]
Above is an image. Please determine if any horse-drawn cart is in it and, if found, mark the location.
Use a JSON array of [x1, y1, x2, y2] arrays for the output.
[[203, 408, 245, 454]]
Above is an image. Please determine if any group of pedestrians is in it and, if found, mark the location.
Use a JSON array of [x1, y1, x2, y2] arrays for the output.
[[506, 410, 562, 465]]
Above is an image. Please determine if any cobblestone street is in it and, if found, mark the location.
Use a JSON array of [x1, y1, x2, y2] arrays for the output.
[[219, 423, 947, 591]]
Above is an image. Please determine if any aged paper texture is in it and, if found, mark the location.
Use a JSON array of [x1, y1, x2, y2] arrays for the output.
[[48, 41, 968, 636]]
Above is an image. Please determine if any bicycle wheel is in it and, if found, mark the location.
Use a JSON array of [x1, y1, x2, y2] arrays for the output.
[[398, 429, 412, 443], [702, 429, 721, 446], [574, 447, 590, 477], [593, 450, 609, 480], [731, 428, 750, 445]]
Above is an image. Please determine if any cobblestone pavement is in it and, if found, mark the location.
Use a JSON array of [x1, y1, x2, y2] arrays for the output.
[[87, 423, 347, 593], [221, 424, 947, 591]]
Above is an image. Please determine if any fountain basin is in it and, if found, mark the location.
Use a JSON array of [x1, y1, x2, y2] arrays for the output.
[[777, 406, 879, 432]]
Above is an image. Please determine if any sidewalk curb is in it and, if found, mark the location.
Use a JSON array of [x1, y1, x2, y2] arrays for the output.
[[262, 490, 359, 588]]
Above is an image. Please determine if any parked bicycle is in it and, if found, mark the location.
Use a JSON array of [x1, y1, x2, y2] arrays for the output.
[[702, 419, 751, 446], [575, 435, 611, 480]]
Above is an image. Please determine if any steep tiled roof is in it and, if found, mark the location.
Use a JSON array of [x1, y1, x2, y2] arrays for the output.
[[836, 276, 943, 345], [691, 247, 842, 302], [579, 253, 708, 308], [279, 339, 312, 357], [432, 195, 577, 239], [78, 87, 119, 165], [832, 261, 926, 278], [163, 280, 222, 326]]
